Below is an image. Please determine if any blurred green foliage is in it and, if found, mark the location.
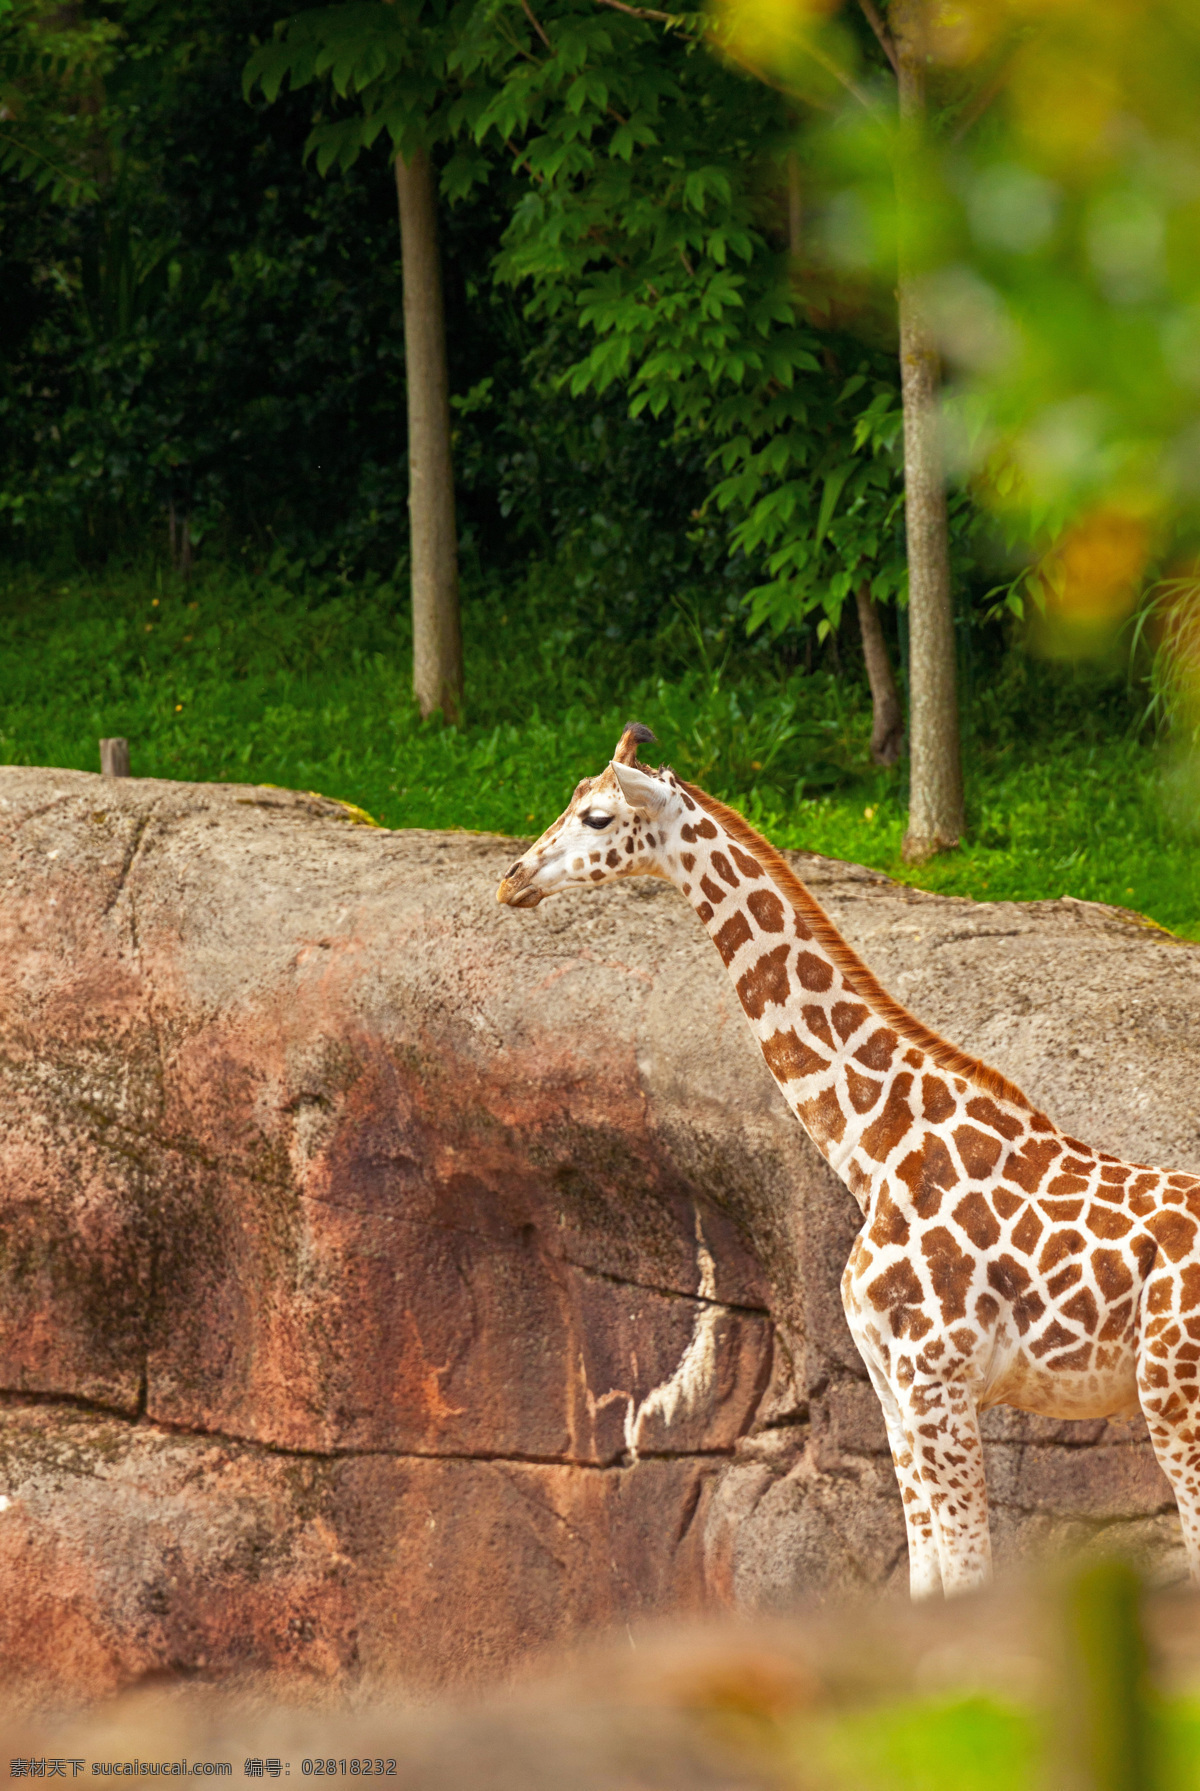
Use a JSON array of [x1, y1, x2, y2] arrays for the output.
[[715, 0, 1200, 631]]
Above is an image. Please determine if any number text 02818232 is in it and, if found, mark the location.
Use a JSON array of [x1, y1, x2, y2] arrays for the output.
[[300, 1766, 396, 1778]]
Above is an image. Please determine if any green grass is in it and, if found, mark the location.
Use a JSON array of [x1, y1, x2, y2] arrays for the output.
[[1, 557, 1198, 935], [803, 1695, 1035, 1791], [786, 1691, 1200, 1791]]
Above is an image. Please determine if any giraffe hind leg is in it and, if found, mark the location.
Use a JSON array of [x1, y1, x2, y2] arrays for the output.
[[1137, 1267, 1200, 1582]]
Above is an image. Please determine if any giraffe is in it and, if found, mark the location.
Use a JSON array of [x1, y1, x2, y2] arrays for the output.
[[496, 721, 1200, 1598]]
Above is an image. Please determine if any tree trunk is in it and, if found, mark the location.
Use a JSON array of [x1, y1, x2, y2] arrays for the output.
[[394, 148, 463, 722], [890, 0, 964, 860], [855, 583, 904, 765]]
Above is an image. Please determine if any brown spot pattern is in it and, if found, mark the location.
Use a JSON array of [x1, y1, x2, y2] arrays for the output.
[[965, 1096, 1024, 1140], [852, 1027, 897, 1073], [922, 1076, 956, 1123], [847, 1067, 883, 1113], [870, 1187, 911, 1248], [1047, 1341, 1093, 1371], [1087, 1204, 1134, 1241], [987, 1255, 1046, 1334], [952, 1192, 1001, 1250], [1148, 1210, 1198, 1262], [762, 1027, 829, 1083], [1030, 1320, 1078, 1359], [729, 844, 763, 879], [921, 1227, 975, 1323], [1040, 1198, 1084, 1221], [737, 945, 792, 1019], [713, 910, 753, 965], [1011, 1207, 1044, 1255], [803, 1005, 835, 1050], [1133, 1234, 1158, 1277], [1004, 1137, 1064, 1192], [1099, 1299, 1134, 1341], [954, 1125, 1003, 1180], [1039, 1229, 1085, 1272], [1062, 1287, 1100, 1334], [795, 951, 834, 992], [710, 851, 739, 888], [976, 1292, 1000, 1326], [1047, 1174, 1090, 1197], [1094, 1250, 1134, 1300], [897, 1136, 961, 1219], [797, 1086, 846, 1147], [861, 1073, 915, 1163], [747, 888, 786, 932], [832, 1001, 869, 1041], [867, 1259, 925, 1313]]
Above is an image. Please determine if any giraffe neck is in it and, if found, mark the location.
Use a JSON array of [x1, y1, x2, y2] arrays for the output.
[[662, 780, 1034, 1202]]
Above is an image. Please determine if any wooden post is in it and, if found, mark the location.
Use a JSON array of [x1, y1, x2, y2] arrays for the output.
[[1060, 1561, 1152, 1791], [100, 738, 130, 778]]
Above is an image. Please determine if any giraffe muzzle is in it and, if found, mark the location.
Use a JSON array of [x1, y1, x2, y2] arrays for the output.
[[496, 870, 544, 908]]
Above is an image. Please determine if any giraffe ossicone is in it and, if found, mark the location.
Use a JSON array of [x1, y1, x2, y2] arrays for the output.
[[497, 722, 1200, 1599]]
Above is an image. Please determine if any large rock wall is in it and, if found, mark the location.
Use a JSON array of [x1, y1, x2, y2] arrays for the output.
[[0, 768, 1193, 1697]]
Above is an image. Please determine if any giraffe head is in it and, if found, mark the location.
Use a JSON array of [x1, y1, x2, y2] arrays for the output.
[[496, 722, 677, 909]]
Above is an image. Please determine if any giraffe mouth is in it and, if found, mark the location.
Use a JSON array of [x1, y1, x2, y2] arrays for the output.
[[496, 875, 544, 909]]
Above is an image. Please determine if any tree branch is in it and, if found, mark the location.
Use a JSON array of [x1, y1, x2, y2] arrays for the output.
[[592, 0, 677, 21], [858, 0, 898, 76], [520, 0, 552, 51], [950, 57, 1013, 143], [804, 39, 880, 112], [503, 134, 542, 182]]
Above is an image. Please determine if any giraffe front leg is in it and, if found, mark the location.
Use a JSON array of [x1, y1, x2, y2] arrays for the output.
[[864, 1362, 943, 1598], [895, 1375, 992, 1596]]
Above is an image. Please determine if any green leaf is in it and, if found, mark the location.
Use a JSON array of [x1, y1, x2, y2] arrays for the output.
[[815, 463, 851, 547]]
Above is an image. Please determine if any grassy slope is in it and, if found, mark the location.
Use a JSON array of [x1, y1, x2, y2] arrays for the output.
[[1, 560, 1197, 935]]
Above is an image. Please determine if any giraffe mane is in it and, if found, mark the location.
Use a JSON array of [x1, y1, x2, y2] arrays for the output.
[[680, 779, 1035, 1112]]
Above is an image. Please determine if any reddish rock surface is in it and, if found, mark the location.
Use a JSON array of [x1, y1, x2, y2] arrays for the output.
[[0, 768, 1192, 1698]]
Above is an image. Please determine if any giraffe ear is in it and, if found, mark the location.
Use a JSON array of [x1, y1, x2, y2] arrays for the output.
[[611, 760, 668, 817]]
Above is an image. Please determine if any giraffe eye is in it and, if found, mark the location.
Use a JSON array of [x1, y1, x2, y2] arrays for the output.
[[581, 812, 613, 830]]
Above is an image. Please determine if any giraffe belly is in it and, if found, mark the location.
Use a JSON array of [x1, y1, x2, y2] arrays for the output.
[[978, 1338, 1141, 1422]]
